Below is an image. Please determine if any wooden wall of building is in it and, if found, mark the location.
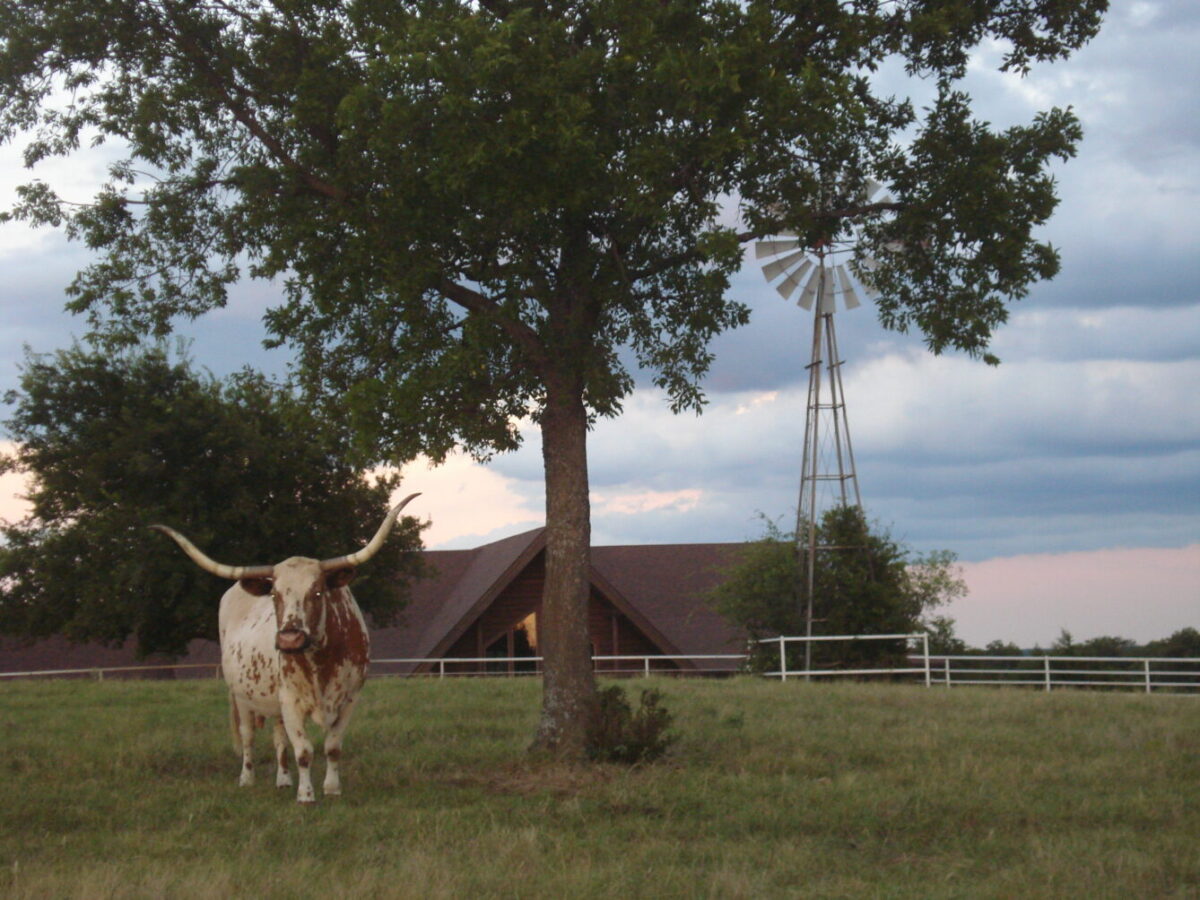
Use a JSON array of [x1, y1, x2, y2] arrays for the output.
[[438, 552, 677, 674]]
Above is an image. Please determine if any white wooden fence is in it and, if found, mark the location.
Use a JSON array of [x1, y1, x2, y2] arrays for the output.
[[762, 633, 931, 684], [370, 654, 747, 678], [926, 654, 1200, 693], [4, 639, 1199, 693], [0, 662, 221, 681]]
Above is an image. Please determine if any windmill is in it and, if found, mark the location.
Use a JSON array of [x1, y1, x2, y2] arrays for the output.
[[754, 179, 890, 673]]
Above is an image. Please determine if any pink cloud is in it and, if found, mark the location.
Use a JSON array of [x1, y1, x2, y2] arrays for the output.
[[950, 545, 1200, 648], [0, 443, 31, 524]]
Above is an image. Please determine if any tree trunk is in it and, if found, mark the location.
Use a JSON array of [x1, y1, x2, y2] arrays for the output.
[[530, 377, 596, 758]]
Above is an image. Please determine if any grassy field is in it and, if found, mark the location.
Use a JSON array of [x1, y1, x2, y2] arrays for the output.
[[2, 676, 1198, 899]]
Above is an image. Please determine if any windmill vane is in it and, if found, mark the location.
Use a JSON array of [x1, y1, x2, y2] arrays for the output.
[[754, 181, 891, 312]]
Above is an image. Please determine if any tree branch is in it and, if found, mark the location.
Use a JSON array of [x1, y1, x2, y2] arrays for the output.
[[151, 2, 348, 203], [437, 278, 548, 372]]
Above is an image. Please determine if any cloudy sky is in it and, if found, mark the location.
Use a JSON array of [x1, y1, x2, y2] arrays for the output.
[[1, 3, 1196, 648]]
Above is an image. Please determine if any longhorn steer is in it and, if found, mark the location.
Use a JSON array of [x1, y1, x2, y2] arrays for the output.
[[152, 493, 419, 804]]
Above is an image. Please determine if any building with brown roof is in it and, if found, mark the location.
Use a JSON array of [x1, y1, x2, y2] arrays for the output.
[[372, 528, 749, 675]]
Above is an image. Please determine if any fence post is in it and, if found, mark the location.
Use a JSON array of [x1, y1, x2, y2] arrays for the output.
[[922, 634, 931, 688], [438, 659, 445, 679], [645, 657, 651, 679], [1043, 656, 1052, 692], [1144, 659, 1152, 694], [780, 636, 788, 682], [943, 657, 951, 688]]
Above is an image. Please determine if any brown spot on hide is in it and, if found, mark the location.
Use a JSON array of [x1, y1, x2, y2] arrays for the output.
[[278, 749, 289, 771], [244, 760, 254, 771], [314, 591, 369, 687], [326, 748, 341, 762], [298, 751, 311, 769], [282, 651, 314, 681]]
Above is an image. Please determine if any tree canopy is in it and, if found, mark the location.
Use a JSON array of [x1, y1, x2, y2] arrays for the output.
[[0, 344, 425, 657], [0, 0, 1107, 754]]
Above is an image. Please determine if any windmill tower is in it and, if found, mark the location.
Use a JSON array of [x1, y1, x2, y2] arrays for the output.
[[755, 181, 889, 672]]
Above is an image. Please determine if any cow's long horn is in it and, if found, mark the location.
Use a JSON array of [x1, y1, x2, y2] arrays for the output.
[[150, 525, 275, 581], [320, 492, 421, 571]]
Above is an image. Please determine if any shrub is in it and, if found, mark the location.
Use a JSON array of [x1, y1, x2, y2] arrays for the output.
[[587, 685, 676, 764]]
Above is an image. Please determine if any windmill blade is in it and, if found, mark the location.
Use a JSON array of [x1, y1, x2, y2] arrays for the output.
[[755, 237, 801, 259], [761, 249, 810, 283], [796, 273, 820, 310], [850, 254, 883, 300], [817, 269, 837, 314], [863, 179, 894, 204], [775, 261, 817, 303], [836, 265, 862, 310]]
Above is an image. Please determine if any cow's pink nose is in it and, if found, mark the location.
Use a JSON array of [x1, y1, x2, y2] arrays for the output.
[[276, 629, 310, 652]]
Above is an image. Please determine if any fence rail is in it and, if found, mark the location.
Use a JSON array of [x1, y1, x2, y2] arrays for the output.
[[0, 662, 220, 681], [925, 654, 1200, 693], [5, 642, 1199, 694], [762, 633, 931, 684], [371, 654, 748, 678]]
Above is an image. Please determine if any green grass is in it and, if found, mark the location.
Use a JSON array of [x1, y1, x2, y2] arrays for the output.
[[2, 677, 1198, 898]]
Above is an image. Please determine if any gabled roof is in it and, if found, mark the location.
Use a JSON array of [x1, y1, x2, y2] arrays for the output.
[[371, 528, 748, 666], [591, 542, 748, 656], [374, 527, 546, 663]]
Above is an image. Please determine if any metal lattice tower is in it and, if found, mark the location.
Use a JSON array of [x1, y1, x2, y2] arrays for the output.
[[755, 185, 889, 670], [794, 257, 864, 670]]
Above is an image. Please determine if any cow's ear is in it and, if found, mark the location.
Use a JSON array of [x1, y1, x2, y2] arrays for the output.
[[240, 577, 274, 596], [325, 567, 356, 590]]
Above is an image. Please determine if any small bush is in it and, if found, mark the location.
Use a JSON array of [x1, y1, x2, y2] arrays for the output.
[[587, 685, 677, 764]]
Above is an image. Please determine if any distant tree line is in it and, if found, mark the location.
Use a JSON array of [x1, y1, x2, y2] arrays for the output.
[[952, 628, 1200, 659]]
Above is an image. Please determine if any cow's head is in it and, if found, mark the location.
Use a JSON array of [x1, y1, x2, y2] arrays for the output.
[[237, 557, 358, 653], [151, 494, 420, 653]]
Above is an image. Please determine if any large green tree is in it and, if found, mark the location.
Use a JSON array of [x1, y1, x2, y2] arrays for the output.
[[709, 507, 967, 671], [0, 343, 425, 657], [0, 0, 1106, 755]]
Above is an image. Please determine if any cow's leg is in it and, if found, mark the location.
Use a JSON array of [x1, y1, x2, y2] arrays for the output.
[[272, 719, 293, 788], [231, 696, 257, 787], [280, 702, 316, 804], [322, 696, 359, 797]]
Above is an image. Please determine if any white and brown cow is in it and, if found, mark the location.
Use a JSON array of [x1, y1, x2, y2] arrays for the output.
[[152, 493, 419, 804]]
